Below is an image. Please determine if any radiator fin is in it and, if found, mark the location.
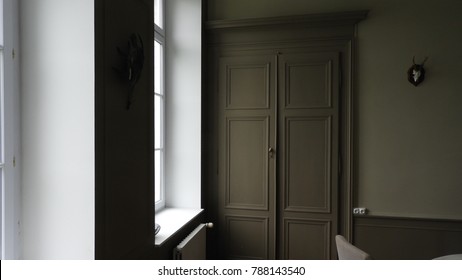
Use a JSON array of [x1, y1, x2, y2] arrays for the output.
[[174, 223, 206, 260]]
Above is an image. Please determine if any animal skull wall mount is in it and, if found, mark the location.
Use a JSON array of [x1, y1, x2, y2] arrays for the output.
[[407, 56, 428, 87]]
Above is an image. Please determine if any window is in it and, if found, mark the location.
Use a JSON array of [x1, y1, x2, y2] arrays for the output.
[[154, 0, 202, 245], [154, 0, 165, 211], [0, 5, 4, 257], [1, 0, 21, 259], [153, 0, 202, 217]]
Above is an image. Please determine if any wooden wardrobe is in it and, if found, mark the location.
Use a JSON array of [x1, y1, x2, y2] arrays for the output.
[[204, 11, 367, 259]]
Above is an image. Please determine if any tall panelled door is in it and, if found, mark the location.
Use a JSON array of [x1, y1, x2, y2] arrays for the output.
[[218, 53, 277, 259], [208, 12, 367, 260], [277, 52, 339, 260]]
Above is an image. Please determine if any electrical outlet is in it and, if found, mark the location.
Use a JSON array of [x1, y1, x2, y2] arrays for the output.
[[353, 207, 367, 215]]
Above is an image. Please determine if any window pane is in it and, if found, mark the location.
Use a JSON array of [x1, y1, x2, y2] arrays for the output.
[[154, 41, 161, 95], [0, 49, 3, 162], [154, 95, 162, 149], [0, 49, 5, 164], [0, 0, 3, 46], [154, 0, 162, 28], [155, 150, 161, 203]]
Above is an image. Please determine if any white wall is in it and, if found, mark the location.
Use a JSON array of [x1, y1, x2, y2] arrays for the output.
[[20, 0, 94, 259], [354, 1, 462, 219], [165, 0, 202, 208]]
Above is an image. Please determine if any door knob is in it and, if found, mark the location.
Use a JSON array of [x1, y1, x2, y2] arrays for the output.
[[268, 147, 275, 158]]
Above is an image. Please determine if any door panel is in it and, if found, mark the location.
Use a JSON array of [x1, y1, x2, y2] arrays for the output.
[[226, 215, 269, 259], [226, 117, 269, 210], [285, 61, 333, 109], [226, 64, 270, 109], [284, 218, 331, 259], [285, 117, 332, 213]]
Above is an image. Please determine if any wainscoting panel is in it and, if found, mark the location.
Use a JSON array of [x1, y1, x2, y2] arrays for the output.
[[354, 216, 462, 260]]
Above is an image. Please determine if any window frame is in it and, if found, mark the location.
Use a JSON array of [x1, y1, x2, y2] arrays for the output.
[[1, 0, 21, 259], [154, 0, 165, 212], [0, 37, 4, 260]]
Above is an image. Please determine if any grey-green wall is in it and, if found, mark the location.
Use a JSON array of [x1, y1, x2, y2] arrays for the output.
[[206, 0, 462, 220]]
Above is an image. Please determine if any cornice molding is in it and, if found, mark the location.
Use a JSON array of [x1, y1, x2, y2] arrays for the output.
[[206, 10, 369, 30]]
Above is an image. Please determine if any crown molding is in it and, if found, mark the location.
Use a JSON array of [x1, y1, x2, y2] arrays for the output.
[[206, 10, 369, 30]]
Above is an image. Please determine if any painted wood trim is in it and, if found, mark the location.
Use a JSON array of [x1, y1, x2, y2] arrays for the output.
[[205, 10, 369, 30], [355, 215, 462, 225]]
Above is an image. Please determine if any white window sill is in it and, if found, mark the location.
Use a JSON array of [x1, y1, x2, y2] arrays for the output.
[[154, 207, 203, 247]]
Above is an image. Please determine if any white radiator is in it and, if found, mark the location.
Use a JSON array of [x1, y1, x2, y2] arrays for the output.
[[174, 223, 212, 260]]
